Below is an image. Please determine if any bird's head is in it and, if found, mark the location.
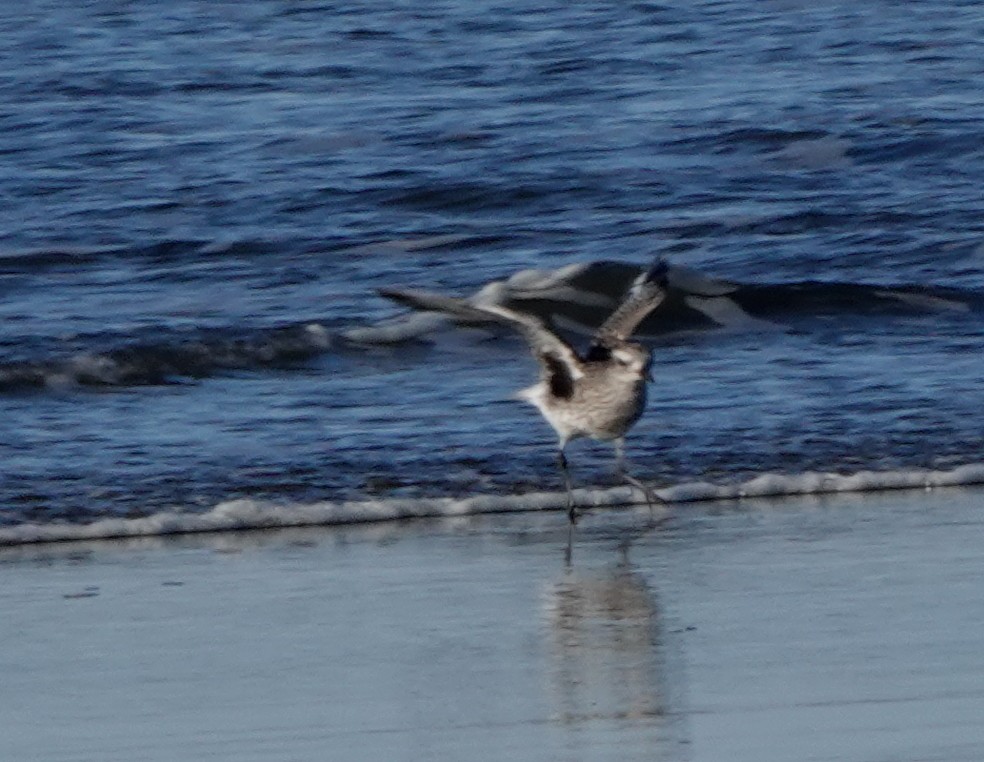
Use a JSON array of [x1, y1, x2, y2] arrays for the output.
[[610, 343, 654, 381]]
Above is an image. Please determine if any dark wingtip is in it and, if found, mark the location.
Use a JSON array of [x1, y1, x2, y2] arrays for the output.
[[645, 258, 670, 286]]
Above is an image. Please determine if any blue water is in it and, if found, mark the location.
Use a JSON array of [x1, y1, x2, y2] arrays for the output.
[[2, 1, 984, 534]]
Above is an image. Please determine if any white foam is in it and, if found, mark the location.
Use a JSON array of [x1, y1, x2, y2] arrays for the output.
[[506, 262, 590, 291], [303, 323, 333, 349], [873, 290, 971, 314], [683, 295, 779, 331], [339, 234, 471, 256], [666, 264, 740, 297], [4, 464, 984, 547], [340, 312, 454, 344], [68, 354, 123, 385]]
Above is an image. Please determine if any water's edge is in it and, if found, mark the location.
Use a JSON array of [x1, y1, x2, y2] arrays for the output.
[[4, 463, 982, 547]]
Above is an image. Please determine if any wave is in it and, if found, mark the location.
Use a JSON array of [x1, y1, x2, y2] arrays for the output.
[[0, 324, 333, 392], [346, 260, 984, 344], [0, 241, 202, 272], [4, 258, 982, 393], [3, 464, 984, 547], [0, 239, 297, 273]]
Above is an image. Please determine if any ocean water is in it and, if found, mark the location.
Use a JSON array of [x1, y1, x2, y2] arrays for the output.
[[2, 0, 984, 542]]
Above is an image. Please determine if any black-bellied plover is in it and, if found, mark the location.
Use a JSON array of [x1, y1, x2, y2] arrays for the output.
[[423, 259, 670, 523]]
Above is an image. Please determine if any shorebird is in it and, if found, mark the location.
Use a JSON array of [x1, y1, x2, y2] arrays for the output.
[[404, 259, 670, 523]]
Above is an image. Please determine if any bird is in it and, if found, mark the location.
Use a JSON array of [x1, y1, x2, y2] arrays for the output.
[[408, 259, 670, 523]]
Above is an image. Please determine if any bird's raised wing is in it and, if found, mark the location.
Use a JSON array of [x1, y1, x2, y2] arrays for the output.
[[471, 302, 585, 395], [592, 258, 669, 347], [377, 288, 499, 323]]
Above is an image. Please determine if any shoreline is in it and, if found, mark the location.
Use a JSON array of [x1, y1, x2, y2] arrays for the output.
[[4, 488, 984, 760], [3, 462, 984, 548]]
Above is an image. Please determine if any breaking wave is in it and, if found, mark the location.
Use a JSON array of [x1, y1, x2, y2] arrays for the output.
[[0, 324, 333, 392], [347, 260, 984, 344], [3, 464, 984, 546], [3, 259, 982, 394]]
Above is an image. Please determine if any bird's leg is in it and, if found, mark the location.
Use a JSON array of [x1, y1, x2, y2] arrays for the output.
[[613, 438, 664, 514], [558, 447, 577, 524]]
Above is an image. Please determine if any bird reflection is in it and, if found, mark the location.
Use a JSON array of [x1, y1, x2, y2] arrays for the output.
[[542, 544, 687, 757]]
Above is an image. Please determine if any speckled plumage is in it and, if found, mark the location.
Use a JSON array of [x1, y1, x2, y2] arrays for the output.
[[517, 356, 648, 445], [474, 259, 670, 522]]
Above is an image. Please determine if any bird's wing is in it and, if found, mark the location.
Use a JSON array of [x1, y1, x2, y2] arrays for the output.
[[593, 258, 670, 346], [377, 288, 498, 323], [471, 302, 585, 389]]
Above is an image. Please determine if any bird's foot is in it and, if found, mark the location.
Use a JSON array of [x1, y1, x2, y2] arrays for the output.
[[621, 472, 666, 515]]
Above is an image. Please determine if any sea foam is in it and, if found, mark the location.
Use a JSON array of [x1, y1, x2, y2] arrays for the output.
[[3, 464, 984, 547]]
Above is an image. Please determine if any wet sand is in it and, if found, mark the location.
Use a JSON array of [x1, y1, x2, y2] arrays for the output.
[[3, 487, 984, 761]]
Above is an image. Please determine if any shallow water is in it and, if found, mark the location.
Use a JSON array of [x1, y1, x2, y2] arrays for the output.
[[3, 488, 984, 760], [2, 0, 984, 533]]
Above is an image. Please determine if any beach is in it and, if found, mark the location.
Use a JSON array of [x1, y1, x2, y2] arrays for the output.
[[4, 486, 984, 761], [4, 2, 984, 758]]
